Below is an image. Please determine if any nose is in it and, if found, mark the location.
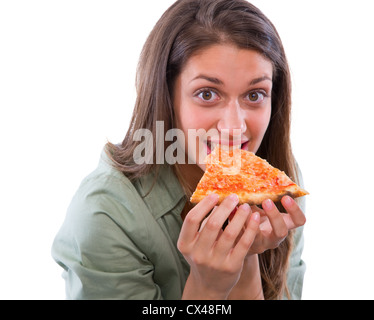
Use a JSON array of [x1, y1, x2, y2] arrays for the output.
[[216, 100, 247, 137]]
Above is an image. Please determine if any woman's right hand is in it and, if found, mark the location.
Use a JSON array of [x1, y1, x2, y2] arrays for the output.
[[178, 193, 260, 300]]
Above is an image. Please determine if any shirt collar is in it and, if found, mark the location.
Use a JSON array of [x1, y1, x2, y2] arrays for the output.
[[135, 164, 187, 220], [100, 146, 187, 220]]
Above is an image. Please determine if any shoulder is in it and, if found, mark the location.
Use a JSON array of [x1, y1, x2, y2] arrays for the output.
[[63, 149, 158, 242], [70, 151, 144, 218], [70, 149, 185, 219], [52, 150, 159, 277], [55, 147, 185, 250]]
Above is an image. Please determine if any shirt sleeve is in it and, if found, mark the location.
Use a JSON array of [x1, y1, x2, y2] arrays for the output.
[[284, 163, 307, 300], [51, 181, 163, 300]]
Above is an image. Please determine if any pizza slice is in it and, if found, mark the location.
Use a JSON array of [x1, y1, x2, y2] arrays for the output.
[[190, 145, 308, 206]]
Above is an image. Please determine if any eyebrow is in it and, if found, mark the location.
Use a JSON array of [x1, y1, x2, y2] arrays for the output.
[[191, 75, 272, 86], [190, 75, 223, 85], [250, 76, 273, 85]]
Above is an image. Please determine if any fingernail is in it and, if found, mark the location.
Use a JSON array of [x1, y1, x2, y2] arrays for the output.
[[283, 196, 293, 206], [228, 194, 239, 203], [209, 194, 219, 202], [240, 203, 250, 213], [263, 199, 273, 210], [252, 212, 260, 222]]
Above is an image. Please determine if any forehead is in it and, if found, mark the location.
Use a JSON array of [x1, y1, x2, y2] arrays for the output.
[[181, 44, 273, 81]]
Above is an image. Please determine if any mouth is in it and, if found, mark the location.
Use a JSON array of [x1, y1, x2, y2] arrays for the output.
[[206, 139, 249, 154]]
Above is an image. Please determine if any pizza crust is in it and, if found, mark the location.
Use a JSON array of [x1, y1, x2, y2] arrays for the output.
[[190, 184, 308, 206], [234, 184, 308, 205]]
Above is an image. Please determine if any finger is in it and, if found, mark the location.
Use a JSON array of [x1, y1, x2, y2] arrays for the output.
[[231, 211, 260, 260], [199, 206, 218, 232], [244, 208, 262, 228], [280, 213, 297, 230], [250, 205, 265, 216], [228, 206, 238, 222], [262, 199, 289, 239], [281, 196, 306, 228], [214, 204, 251, 255], [198, 194, 239, 246], [179, 194, 219, 245], [210, 207, 226, 241]]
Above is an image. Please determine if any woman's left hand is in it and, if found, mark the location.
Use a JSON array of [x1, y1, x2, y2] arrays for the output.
[[244, 196, 306, 255]]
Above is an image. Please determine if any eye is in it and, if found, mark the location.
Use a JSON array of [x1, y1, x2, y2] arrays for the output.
[[246, 90, 267, 103], [195, 89, 219, 102]]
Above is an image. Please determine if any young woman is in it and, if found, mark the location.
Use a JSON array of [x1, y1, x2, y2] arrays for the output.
[[52, 0, 306, 300]]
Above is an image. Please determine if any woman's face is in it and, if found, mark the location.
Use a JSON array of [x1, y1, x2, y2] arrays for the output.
[[173, 44, 273, 171]]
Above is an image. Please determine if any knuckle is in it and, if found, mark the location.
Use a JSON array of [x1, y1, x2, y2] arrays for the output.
[[256, 247, 267, 254], [177, 239, 182, 251], [238, 240, 251, 253], [205, 219, 221, 231], [251, 244, 265, 255], [177, 239, 188, 254], [222, 264, 238, 275], [185, 212, 200, 225], [190, 253, 206, 266], [222, 229, 237, 242], [242, 234, 255, 248], [270, 238, 286, 250], [300, 215, 307, 226], [276, 229, 289, 239], [267, 240, 281, 250]]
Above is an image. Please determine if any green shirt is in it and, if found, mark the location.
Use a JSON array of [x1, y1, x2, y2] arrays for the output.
[[52, 148, 306, 300]]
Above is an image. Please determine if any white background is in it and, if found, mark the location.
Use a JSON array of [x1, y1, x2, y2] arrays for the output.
[[1, 0, 373, 300]]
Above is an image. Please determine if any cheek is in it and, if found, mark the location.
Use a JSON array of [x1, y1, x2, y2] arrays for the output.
[[247, 107, 271, 133], [176, 104, 215, 133], [179, 109, 212, 152], [245, 107, 271, 150]]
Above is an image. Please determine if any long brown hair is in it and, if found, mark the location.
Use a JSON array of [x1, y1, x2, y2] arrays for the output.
[[107, 0, 298, 300]]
